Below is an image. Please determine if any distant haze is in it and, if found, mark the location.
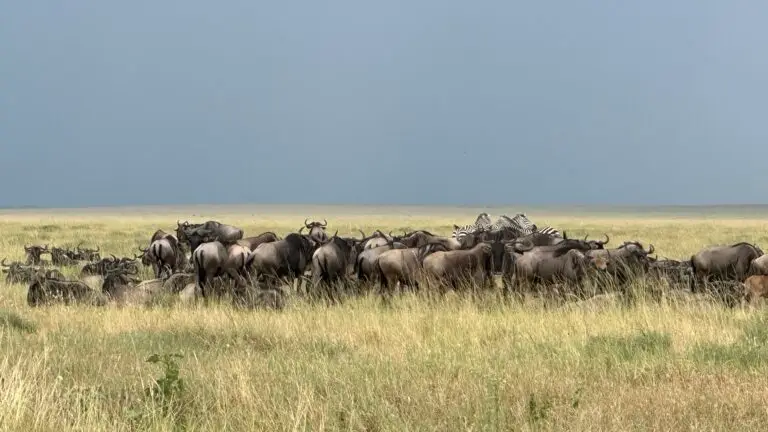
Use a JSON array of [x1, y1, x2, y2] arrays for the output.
[[2, 1, 767, 208]]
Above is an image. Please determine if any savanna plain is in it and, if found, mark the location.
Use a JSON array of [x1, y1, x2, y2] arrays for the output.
[[2, 205, 768, 431]]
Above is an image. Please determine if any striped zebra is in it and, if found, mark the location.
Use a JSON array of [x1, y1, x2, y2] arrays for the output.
[[452, 212, 493, 238], [490, 213, 537, 237], [535, 225, 562, 238]]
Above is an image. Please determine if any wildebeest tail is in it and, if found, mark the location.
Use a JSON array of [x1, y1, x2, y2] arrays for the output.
[[194, 249, 205, 283]]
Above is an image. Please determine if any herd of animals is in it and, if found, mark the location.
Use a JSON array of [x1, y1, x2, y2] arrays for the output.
[[3, 212, 768, 309]]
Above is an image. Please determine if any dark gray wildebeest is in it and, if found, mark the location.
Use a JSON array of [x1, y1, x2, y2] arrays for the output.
[[1, 259, 59, 284], [501, 239, 595, 295], [690, 242, 764, 292], [310, 232, 364, 302], [647, 257, 693, 288], [375, 246, 425, 296], [583, 241, 655, 284], [140, 235, 188, 279], [356, 241, 408, 283], [176, 220, 244, 253], [80, 255, 140, 277], [246, 233, 320, 290], [27, 269, 107, 307], [419, 242, 494, 293], [51, 246, 78, 266], [24, 244, 49, 265], [238, 231, 281, 251], [299, 218, 329, 243], [71, 243, 101, 262], [192, 241, 252, 301], [359, 230, 394, 250], [528, 249, 608, 296], [396, 230, 461, 250], [748, 254, 768, 276]]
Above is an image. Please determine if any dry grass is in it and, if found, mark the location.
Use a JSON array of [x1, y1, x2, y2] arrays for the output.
[[2, 206, 768, 431]]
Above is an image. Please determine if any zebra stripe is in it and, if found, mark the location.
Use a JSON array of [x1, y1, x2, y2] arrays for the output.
[[535, 226, 562, 238], [490, 213, 536, 236], [452, 212, 493, 238]]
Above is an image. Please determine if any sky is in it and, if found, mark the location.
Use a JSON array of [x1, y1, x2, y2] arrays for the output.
[[2, 0, 768, 207]]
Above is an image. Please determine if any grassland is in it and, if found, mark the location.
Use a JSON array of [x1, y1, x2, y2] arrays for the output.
[[2, 206, 768, 431]]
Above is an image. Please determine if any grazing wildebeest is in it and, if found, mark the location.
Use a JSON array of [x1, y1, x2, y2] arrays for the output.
[[647, 257, 693, 288], [50, 246, 78, 266], [140, 236, 187, 278], [238, 231, 281, 251], [246, 233, 319, 289], [2, 259, 39, 284], [356, 242, 408, 283], [584, 241, 655, 283], [71, 243, 101, 262], [501, 239, 595, 295], [26, 270, 106, 307], [310, 232, 362, 301], [419, 242, 494, 292], [192, 241, 252, 300], [299, 219, 328, 243], [690, 242, 764, 292], [375, 247, 422, 295], [24, 244, 49, 265], [176, 220, 244, 253]]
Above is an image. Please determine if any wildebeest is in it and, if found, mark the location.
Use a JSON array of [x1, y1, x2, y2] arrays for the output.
[[192, 241, 252, 300], [27, 270, 106, 307], [375, 247, 422, 295], [238, 231, 281, 251], [176, 220, 244, 253], [299, 218, 328, 243], [310, 232, 362, 301], [501, 239, 595, 295], [140, 236, 187, 278], [71, 243, 101, 262], [584, 241, 655, 283], [50, 246, 78, 266], [1, 259, 52, 284], [246, 233, 320, 289], [749, 254, 768, 276], [355, 241, 407, 283], [24, 244, 49, 265], [647, 257, 693, 288], [80, 255, 139, 277], [690, 242, 764, 292], [419, 242, 494, 292]]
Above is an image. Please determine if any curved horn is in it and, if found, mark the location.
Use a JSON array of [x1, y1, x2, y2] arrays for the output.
[[94, 245, 100, 252], [321, 219, 327, 227], [304, 218, 311, 228], [177, 220, 182, 227], [583, 234, 589, 241], [76, 241, 84, 251], [299, 226, 305, 234], [110, 254, 118, 261], [358, 229, 367, 239], [602, 233, 610, 245], [646, 244, 655, 255], [332, 230, 339, 238], [1, 258, 7, 267]]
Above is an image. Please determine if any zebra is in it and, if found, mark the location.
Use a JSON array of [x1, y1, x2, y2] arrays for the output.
[[451, 212, 493, 239], [535, 226, 562, 238], [490, 213, 537, 237]]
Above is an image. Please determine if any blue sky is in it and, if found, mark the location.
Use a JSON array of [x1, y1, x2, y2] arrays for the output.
[[2, 1, 767, 207]]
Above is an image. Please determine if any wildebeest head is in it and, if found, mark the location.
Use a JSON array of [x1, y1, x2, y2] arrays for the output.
[[101, 263, 140, 295], [24, 244, 49, 265], [74, 243, 101, 261], [299, 218, 328, 243], [584, 234, 610, 250]]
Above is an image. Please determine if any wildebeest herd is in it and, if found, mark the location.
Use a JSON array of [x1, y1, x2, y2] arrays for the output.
[[3, 212, 768, 309]]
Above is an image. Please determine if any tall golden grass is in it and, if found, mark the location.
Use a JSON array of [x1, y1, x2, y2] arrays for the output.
[[1, 208, 768, 431]]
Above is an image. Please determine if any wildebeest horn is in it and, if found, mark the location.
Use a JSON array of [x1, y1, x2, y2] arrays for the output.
[[299, 226, 305, 234], [1, 258, 7, 267], [646, 244, 655, 255], [321, 219, 327, 227], [110, 254, 118, 261], [601, 234, 610, 245], [94, 245, 100, 252], [583, 234, 588, 241], [358, 229, 366, 239], [304, 218, 311, 228]]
